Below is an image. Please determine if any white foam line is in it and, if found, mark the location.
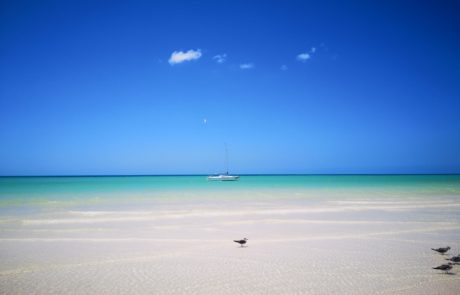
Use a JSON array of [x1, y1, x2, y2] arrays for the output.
[[222, 219, 457, 226], [0, 238, 221, 242], [2, 225, 459, 243], [68, 210, 153, 216], [329, 200, 458, 205], [22, 216, 160, 225], [20, 202, 460, 225], [264, 225, 460, 241]]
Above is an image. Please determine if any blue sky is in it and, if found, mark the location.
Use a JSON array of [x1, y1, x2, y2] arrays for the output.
[[1, 0, 459, 175]]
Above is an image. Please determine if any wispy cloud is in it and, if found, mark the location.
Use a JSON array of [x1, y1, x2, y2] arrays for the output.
[[240, 63, 254, 69], [169, 49, 202, 65], [213, 54, 227, 63], [280, 65, 288, 71], [297, 47, 317, 63], [297, 53, 311, 62]]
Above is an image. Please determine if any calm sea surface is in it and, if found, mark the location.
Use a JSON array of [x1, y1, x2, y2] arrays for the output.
[[1, 175, 459, 206]]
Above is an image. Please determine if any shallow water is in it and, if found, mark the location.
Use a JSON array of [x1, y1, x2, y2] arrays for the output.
[[1, 174, 459, 202], [1, 175, 460, 294]]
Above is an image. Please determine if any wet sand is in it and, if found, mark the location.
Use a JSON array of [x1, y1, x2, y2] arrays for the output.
[[1, 191, 460, 294]]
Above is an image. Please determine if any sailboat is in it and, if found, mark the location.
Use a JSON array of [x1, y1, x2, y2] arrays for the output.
[[207, 144, 240, 181]]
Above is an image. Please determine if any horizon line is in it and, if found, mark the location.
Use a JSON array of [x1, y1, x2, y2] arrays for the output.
[[1, 173, 459, 178]]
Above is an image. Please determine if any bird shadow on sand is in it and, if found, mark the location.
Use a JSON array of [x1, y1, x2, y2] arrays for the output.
[[435, 272, 456, 276]]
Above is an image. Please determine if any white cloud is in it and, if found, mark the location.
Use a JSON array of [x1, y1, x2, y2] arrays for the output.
[[297, 52, 311, 62], [168, 49, 202, 65], [280, 65, 288, 71], [297, 47, 318, 63], [213, 54, 227, 63], [240, 63, 254, 69]]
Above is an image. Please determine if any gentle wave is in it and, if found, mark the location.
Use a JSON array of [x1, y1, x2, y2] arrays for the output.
[[20, 201, 460, 225]]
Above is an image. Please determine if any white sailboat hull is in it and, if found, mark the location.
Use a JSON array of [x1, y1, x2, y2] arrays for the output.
[[207, 175, 240, 181]]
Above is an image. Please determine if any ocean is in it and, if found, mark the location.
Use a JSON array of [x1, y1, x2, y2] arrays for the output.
[[1, 174, 459, 204]]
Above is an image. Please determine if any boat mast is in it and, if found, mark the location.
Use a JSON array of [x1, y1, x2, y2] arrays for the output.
[[225, 143, 229, 175]]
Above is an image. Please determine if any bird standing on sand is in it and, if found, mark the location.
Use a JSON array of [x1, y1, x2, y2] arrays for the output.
[[431, 246, 450, 254], [433, 263, 453, 274], [234, 238, 248, 247], [446, 255, 460, 264]]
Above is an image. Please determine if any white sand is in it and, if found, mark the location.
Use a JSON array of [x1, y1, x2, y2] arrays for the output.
[[1, 191, 460, 294]]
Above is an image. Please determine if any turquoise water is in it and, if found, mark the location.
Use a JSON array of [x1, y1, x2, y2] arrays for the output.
[[1, 175, 459, 205]]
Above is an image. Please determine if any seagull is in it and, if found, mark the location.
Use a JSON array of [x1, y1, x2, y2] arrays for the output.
[[446, 255, 460, 264], [431, 246, 450, 254], [433, 263, 453, 274], [234, 238, 248, 247]]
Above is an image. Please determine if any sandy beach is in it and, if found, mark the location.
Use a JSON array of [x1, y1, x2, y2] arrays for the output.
[[1, 181, 460, 294]]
